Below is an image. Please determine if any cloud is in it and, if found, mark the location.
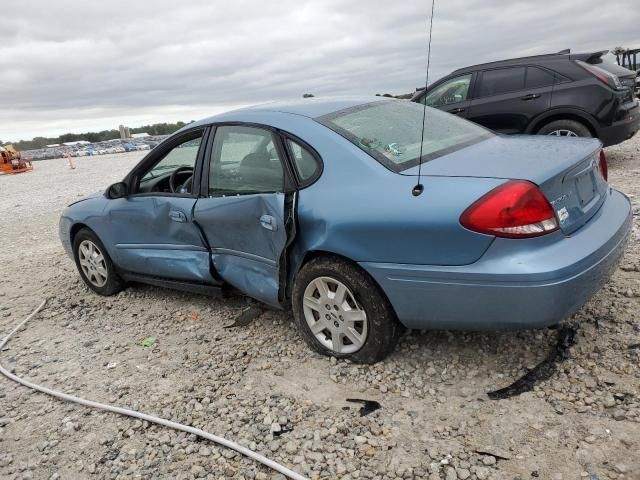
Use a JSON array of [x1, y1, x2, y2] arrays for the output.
[[1, 0, 638, 141]]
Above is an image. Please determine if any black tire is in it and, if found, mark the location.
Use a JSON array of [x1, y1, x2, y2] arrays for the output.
[[536, 119, 592, 138], [72, 228, 125, 296], [292, 256, 401, 364]]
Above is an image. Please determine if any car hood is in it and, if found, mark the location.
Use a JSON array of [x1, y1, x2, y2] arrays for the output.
[[67, 190, 104, 207], [401, 134, 601, 184]]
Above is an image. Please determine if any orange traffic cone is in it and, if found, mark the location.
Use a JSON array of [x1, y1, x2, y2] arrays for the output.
[[66, 153, 76, 169]]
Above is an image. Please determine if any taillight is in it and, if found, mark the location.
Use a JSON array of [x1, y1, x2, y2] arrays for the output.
[[460, 180, 559, 238], [598, 149, 608, 182], [575, 60, 624, 90]]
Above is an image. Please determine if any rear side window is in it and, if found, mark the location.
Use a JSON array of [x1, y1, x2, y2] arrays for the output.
[[209, 126, 284, 195], [525, 66, 557, 88], [286, 139, 319, 182], [478, 67, 526, 97]]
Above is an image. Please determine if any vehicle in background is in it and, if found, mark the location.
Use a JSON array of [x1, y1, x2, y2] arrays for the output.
[[614, 47, 640, 97], [412, 49, 640, 147], [59, 98, 631, 363], [19, 135, 172, 161]]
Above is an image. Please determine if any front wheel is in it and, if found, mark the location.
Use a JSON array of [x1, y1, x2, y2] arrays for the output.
[[292, 257, 401, 364], [73, 228, 125, 296]]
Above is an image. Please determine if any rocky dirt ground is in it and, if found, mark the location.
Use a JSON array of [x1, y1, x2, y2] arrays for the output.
[[0, 136, 639, 480]]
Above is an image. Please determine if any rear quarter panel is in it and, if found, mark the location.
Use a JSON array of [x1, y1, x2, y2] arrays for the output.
[[549, 79, 619, 127], [294, 172, 503, 266]]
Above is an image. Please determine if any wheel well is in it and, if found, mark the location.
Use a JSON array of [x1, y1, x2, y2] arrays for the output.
[[293, 250, 401, 321], [532, 114, 597, 137], [70, 223, 89, 244], [300, 250, 354, 267]]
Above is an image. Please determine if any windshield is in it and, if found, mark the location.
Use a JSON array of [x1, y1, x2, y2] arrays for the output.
[[316, 100, 492, 172]]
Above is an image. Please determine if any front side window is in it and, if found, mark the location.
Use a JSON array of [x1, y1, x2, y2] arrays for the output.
[[478, 67, 526, 97], [422, 74, 472, 107], [142, 133, 202, 182], [138, 131, 203, 193], [209, 126, 284, 195], [317, 100, 492, 172]]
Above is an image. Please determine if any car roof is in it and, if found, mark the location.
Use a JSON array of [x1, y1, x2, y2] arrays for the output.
[[188, 96, 385, 128], [450, 52, 570, 76], [448, 49, 612, 76]]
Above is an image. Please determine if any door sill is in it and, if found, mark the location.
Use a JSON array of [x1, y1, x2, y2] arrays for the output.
[[120, 271, 223, 297]]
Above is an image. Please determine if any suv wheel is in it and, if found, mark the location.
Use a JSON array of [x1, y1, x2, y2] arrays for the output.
[[73, 228, 125, 296], [292, 257, 401, 364], [537, 119, 592, 138]]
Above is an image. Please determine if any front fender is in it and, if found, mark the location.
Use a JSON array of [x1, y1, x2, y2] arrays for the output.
[[59, 195, 112, 259]]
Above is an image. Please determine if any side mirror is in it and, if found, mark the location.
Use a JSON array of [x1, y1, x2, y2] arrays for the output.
[[106, 182, 128, 199]]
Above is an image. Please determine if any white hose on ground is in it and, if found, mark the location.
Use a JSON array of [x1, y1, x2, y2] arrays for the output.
[[0, 299, 308, 480]]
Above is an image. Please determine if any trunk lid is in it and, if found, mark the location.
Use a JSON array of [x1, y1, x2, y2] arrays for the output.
[[402, 135, 607, 234]]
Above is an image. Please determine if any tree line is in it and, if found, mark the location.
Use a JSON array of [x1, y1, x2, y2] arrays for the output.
[[2, 121, 192, 151]]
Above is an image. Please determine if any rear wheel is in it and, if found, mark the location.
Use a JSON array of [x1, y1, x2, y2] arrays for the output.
[[292, 257, 401, 364], [537, 119, 592, 138], [73, 228, 125, 296]]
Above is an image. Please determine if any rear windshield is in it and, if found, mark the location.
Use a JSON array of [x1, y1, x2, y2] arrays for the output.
[[316, 100, 492, 172]]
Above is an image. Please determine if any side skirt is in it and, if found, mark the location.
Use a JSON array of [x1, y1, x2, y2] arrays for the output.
[[120, 271, 223, 297]]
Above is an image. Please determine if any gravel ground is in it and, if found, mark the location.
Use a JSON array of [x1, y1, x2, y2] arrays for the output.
[[0, 138, 639, 480]]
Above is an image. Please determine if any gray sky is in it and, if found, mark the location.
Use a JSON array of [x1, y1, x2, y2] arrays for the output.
[[2, 0, 638, 142]]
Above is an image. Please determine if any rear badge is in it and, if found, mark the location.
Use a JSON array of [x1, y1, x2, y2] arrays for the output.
[[557, 207, 569, 224], [550, 193, 570, 206]]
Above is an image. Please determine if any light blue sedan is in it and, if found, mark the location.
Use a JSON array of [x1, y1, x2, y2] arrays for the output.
[[59, 98, 632, 363]]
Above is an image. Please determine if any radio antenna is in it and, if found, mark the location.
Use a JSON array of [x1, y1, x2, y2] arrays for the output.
[[413, 0, 436, 197]]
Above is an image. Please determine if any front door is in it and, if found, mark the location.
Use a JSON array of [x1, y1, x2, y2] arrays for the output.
[[193, 125, 292, 307], [421, 73, 473, 118], [105, 129, 215, 283]]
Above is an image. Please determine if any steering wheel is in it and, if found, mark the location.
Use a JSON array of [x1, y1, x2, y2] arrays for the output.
[[169, 166, 194, 193]]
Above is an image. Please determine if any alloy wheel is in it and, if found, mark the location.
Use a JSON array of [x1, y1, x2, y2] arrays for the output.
[[548, 129, 578, 137], [78, 240, 108, 287], [302, 276, 368, 354]]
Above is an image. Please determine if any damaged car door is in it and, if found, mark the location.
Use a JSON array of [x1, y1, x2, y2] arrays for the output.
[[193, 125, 292, 307], [106, 129, 215, 283]]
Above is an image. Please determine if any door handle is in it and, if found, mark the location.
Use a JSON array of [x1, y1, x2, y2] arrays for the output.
[[521, 94, 540, 101], [169, 210, 187, 223], [259, 214, 277, 231], [450, 107, 466, 114]]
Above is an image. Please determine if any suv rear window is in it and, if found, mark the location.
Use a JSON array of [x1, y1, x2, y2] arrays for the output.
[[316, 100, 492, 172], [478, 67, 525, 96]]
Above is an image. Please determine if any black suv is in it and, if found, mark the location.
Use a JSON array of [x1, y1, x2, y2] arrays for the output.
[[412, 50, 640, 147]]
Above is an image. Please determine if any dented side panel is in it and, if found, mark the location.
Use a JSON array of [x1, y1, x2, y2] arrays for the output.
[[193, 193, 287, 307], [105, 196, 214, 282]]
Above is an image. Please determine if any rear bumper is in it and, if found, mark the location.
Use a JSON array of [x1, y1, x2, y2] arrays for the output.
[[599, 102, 640, 147], [361, 189, 632, 330]]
